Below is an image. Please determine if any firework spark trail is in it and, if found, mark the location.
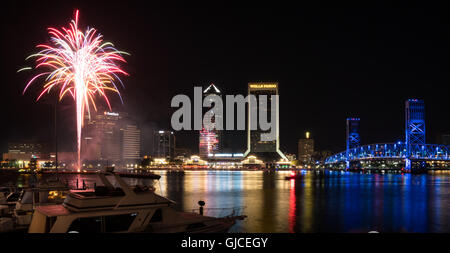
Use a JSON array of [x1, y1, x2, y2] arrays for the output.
[[20, 10, 129, 171]]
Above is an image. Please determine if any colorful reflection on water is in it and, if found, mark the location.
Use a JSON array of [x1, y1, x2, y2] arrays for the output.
[[1, 170, 449, 233], [155, 170, 450, 233]]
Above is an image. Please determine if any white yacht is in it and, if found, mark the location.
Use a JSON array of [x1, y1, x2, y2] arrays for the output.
[[28, 169, 245, 233], [13, 179, 68, 227], [0, 180, 68, 232]]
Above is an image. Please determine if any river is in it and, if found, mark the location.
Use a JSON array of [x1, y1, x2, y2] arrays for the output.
[[1, 170, 449, 232]]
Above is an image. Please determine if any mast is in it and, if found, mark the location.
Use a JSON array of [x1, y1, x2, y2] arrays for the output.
[[55, 95, 58, 179]]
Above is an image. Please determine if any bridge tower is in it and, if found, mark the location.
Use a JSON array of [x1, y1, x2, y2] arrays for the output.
[[346, 118, 360, 169], [405, 99, 425, 171]]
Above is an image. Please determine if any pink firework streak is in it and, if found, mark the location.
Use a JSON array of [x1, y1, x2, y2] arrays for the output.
[[20, 10, 129, 171]]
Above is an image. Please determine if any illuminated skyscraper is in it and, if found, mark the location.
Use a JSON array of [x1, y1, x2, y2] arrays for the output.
[[199, 83, 222, 158], [298, 132, 314, 164], [82, 111, 122, 163], [3, 142, 46, 161], [121, 123, 141, 162], [7, 142, 45, 155], [82, 110, 141, 164], [154, 130, 176, 160], [244, 82, 287, 162], [199, 127, 220, 158]]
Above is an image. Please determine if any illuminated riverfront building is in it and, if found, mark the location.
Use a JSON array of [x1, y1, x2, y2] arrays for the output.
[[199, 83, 222, 158], [206, 153, 245, 169], [7, 142, 45, 154], [1, 142, 58, 169], [81, 110, 141, 165], [2, 142, 47, 161], [244, 82, 287, 162], [153, 130, 176, 160], [121, 123, 141, 163], [82, 111, 122, 163], [184, 155, 208, 168], [298, 132, 314, 165], [199, 127, 220, 158]]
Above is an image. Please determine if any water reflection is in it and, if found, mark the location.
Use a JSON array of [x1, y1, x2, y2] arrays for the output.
[[1, 170, 449, 232]]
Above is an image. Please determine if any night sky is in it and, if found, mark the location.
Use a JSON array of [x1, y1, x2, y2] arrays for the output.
[[1, 1, 449, 155]]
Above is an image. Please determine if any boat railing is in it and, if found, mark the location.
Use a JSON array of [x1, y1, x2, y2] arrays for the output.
[[184, 206, 246, 218]]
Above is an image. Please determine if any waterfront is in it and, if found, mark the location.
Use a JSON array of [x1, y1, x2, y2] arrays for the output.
[[1, 170, 449, 233]]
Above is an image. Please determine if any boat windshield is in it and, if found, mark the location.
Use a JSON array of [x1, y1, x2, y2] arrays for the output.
[[104, 175, 159, 193]]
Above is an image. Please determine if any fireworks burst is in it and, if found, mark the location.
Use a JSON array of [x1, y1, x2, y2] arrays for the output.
[[19, 10, 129, 171]]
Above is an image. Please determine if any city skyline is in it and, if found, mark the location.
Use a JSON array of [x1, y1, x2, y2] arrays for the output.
[[1, 1, 449, 156], [1, 0, 450, 240]]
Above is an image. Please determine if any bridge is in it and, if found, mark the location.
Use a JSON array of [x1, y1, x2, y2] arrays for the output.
[[325, 99, 450, 172]]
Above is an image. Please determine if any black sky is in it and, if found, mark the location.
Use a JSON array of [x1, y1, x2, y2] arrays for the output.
[[1, 1, 449, 155]]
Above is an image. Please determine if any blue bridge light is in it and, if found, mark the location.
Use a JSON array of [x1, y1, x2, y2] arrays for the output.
[[325, 99, 450, 169]]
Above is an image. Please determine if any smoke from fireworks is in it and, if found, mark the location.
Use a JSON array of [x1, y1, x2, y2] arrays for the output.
[[19, 10, 129, 171]]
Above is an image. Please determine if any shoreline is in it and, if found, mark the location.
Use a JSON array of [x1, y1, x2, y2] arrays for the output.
[[0, 168, 448, 175]]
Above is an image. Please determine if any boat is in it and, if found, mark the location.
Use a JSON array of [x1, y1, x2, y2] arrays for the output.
[[0, 180, 68, 232], [285, 171, 302, 180], [1, 187, 22, 208], [28, 168, 246, 233], [13, 179, 68, 228], [0, 190, 10, 217], [1, 187, 26, 219]]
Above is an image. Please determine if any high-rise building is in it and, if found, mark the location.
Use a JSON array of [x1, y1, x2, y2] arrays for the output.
[[154, 130, 176, 160], [121, 123, 141, 162], [199, 83, 222, 158], [7, 142, 45, 155], [3, 142, 46, 161], [140, 122, 158, 158], [244, 82, 286, 162], [81, 110, 142, 165], [298, 132, 314, 164]]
